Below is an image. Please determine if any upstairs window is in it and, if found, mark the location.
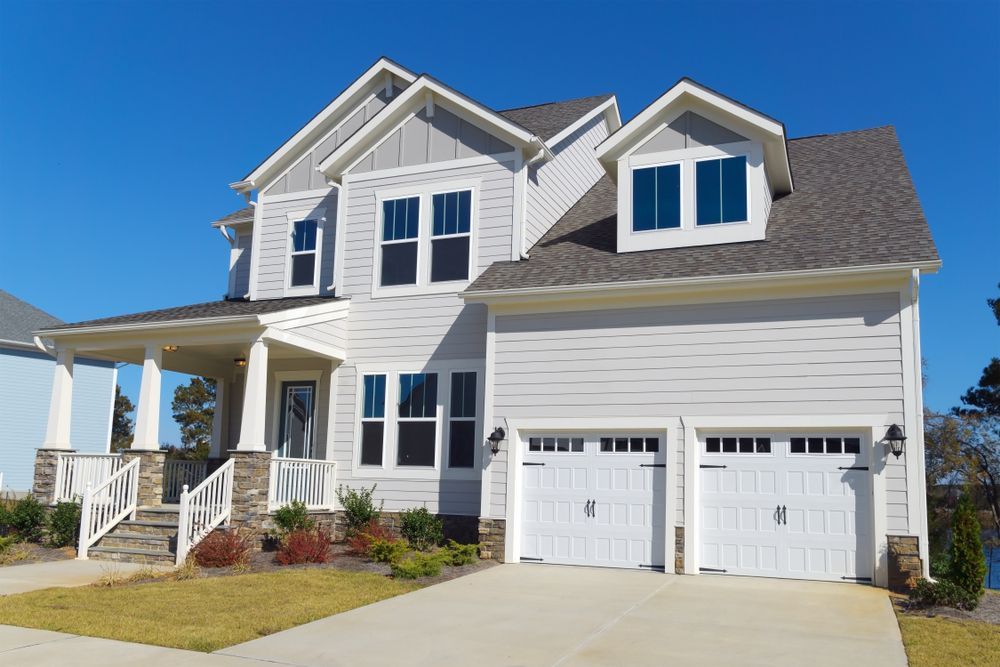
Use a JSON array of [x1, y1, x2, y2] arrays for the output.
[[397, 373, 438, 467], [632, 164, 681, 231], [431, 190, 472, 282], [380, 196, 420, 286], [696, 155, 747, 225], [290, 219, 319, 287]]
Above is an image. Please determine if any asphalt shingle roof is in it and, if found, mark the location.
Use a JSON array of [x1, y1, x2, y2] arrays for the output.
[[499, 94, 614, 142], [213, 206, 255, 226], [467, 126, 939, 294], [0, 290, 63, 344], [40, 296, 340, 332]]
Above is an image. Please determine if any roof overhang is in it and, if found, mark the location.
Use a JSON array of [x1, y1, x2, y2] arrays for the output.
[[595, 78, 793, 194], [230, 57, 417, 195], [318, 75, 552, 184], [546, 96, 623, 148]]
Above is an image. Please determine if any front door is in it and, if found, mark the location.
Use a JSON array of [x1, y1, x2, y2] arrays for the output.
[[278, 381, 316, 459]]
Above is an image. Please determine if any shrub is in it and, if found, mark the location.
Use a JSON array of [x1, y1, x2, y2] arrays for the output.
[[368, 537, 408, 564], [8, 496, 46, 542], [345, 519, 394, 556], [400, 507, 443, 551], [946, 494, 987, 599], [276, 529, 332, 565], [47, 501, 81, 548], [910, 577, 980, 611], [929, 552, 951, 580], [191, 528, 254, 568], [272, 500, 315, 540], [335, 484, 382, 535], [390, 551, 446, 579], [441, 540, 479, 566], [0, 535, 14, 555]]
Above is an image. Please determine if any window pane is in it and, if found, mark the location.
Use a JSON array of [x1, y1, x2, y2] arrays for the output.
[[696, 159, 722, 225], [571, 438, 584, 452], [646, 437, 659, 452], [706, 437, 721, 453], [826, 437, 843, 454], [557, 437, 570, 452], [542, 437, 555, 452], [432, 193, 446, 237], [755, 438, 771, 454], [721, 156, 747, 222], [529, 437, 541, 452], [632, 167, 656, 232], [397, 422, 436, 466], [363, 374, 385, 419], [449, 420, 475, 468], [381, 241, 418, 286], [844, 438, 861, 454], [790, 437, 806, 454], [450, 372, 476, 418], [383, 197, 419, 241], [739, 437, 754, 453], [360, 422, 384, 466], [615, 437, 628, 452], [600, 437, 613, 452], [722, 437, 737, 453], [431, 236, 470, 282], [291, 253, 315, 286], [656, 164, 681, 229], [630, 437, 644, 452], [457, 190, 471, 234], [808, 437, 825, 454], [399, 373, 437, 418], [293, 220, 318, 252]]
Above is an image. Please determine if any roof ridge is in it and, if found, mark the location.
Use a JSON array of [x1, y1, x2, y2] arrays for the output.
[[789, 124, 896, 142]]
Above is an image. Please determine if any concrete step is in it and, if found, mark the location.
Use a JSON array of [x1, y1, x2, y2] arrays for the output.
[[89, 546, 176, 565]]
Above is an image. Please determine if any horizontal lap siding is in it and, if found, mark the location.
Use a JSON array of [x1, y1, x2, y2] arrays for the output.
[[524, 115, 608, 249], [285, 320, 348, 352], [490, 293, 908, 531], [256, 190, 338, 299], [231, 232, 251, 298]]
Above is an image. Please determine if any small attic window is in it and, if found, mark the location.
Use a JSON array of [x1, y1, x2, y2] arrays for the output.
[[632, 164, 681, 231], [695, 155, 748, 225]]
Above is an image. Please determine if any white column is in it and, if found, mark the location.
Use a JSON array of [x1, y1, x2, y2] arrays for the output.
[[42, 348, 75, 449], [210, 377, 226, 458], [132, 344, 163, 450], [236, 339, 268, 452]]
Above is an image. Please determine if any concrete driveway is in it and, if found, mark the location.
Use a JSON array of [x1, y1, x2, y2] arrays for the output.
[[220, 564, 906, 667]]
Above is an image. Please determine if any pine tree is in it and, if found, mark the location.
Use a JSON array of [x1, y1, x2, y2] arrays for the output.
[[170, 377, 216, 458], [947, 494, 987, 598], [110, 385, 135, 452]]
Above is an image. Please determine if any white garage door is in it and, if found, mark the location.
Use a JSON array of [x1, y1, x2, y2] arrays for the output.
[[521, 433, 666, 570], [699, 433, 873, 583]]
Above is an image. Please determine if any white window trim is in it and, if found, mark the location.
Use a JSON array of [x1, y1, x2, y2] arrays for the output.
[[351, 359, 485, 481], [284, 208, 326, 296], [371, 178, 481, 299], [270, 370, 324, 459]]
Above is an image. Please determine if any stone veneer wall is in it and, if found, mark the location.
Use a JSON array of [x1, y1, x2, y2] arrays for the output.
[[122, 451, 165, 507], [229, 451, 272, 542], [32, 449, 66, 505], [674, 526, 685, 574], [887, 535, 923, 592], [478, 518, 506, 561]]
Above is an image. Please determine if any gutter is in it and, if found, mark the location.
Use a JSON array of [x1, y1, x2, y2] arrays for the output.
[[35, 314, 263, 338]]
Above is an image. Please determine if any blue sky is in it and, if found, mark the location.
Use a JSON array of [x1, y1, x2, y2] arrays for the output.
[[1, 1, 997, 445]]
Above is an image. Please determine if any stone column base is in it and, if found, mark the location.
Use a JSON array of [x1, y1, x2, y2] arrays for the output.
[[478, 518, 506, 561], [674, 526, 685, 574], [887, 535, 922, 592], [229, 450, 273, 539], [33, 448, 72, 505], [122, 450, 166, 507]]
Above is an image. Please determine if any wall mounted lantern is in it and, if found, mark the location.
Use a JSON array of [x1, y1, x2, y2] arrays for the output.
[[884, 424, 906, 459], [162, 345, 178, 352], [234, 357, 248, 368], [487, 427, 506, 455]]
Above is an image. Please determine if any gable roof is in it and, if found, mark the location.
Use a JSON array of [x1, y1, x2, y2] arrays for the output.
[[0, 290, 63, 345], [499, 94, 615, 142], [466, 126, 939, 296]]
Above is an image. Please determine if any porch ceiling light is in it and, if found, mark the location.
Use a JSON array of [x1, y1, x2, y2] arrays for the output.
[[162, 345, 179, 352], [884, 424, 906, 459], [234, 357, 248, 367], [487, 427, 506, 456]]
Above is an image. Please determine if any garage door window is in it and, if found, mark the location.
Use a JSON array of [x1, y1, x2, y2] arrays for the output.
[[528, 436, 584, 453], [790, 436, 861, 455], [599, 436, 659, 453], [705, 436, 771, 454]]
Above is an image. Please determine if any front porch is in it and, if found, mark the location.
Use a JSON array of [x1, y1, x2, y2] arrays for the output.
[[31, 297, 349, 564]]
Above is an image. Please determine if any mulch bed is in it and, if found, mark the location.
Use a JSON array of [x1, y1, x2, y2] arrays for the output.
[[0, 543, 76, 567], [894, 590, 1000, 625]]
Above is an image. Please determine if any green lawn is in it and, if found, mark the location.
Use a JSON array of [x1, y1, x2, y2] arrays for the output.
[[896, 612, 1000, 666], [0, 569, 421, 652]]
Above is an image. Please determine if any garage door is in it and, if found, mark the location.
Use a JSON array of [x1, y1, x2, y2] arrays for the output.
[[521, 433, 666, 570], [699, 433, 872, 583]]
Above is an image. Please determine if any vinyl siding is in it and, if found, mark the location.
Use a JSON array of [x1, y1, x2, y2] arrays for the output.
[[229, 231, 251, 298], [0, 348, 115, 492], [284, 319, 348, 352], [255, 190, 338, 300], [487, 292, 909, 531], [524, 114, 608, 249]]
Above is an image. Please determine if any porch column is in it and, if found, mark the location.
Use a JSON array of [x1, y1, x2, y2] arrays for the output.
[[41, 348, 75, 450], [236, 338, 268, 452], [209, 377, 227, 458], [132, 344, 163, 450]]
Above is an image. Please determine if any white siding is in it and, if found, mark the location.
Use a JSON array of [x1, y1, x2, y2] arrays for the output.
[[284, 319, 348, 352], [255, 190, 338, 300], [229, 231, 251, 298], [488, 293, 909, 531], [524, 115, 609, 249]]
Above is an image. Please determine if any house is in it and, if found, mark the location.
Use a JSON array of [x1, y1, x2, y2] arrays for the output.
[[0, 290, 116, 494], [30, 59, 939, 590]]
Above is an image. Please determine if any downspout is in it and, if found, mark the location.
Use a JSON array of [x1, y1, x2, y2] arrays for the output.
[[911, 268, 930, 577]]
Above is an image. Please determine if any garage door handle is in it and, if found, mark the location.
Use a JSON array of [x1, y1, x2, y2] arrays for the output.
[[781, 505, 787, 525], [584, 500, 591, 517], [775, 505, 781, 524], [591, 500, 597, 519]]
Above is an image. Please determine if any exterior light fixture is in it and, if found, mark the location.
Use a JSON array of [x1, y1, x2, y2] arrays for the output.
[[162, 345, 179, 352], [884, 424, 906, 459], [234, 357, 248, 368], [487, 427, 506, 455]]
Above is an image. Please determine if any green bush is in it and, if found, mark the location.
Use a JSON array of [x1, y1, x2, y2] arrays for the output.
[[0, 535, 15, 554], [272, 501, 315, 540], [929, 552, 950, 579], [335, 484, 382, 535], [947, 494, 987, 599], [47, 501, 81, 547], [369, 537, 408, 564], [8, 496, 46, 542], [910, 577, 980, 610], [440, 540, 479, 566], [400, 507, 443, 551], [390, 551, 446, 579]]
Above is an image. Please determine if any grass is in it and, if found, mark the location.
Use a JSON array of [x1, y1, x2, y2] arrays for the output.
[[0, 569, 421, 652], [896, 611, 1000, 666]]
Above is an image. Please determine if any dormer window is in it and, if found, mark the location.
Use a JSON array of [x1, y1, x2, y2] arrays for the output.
[[632, 164, 680, 232], [695, 155, 747, 225], [285, 208, 325, 294]]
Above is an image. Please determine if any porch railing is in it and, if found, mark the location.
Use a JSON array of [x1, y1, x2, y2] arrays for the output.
[[163, 460, 209, 503], [55, 452, 123, 503], [176, 459, 234, 566], [268, 458, 337, 511], [77, 456, 140, 559]]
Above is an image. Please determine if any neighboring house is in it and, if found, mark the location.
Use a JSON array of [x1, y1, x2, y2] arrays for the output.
[[0, 290, 116, 493], [31, 59, 939, 589]]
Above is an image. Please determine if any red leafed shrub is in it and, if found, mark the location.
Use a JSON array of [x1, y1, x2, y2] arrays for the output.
[[191, 528, 254, 568], [345, 519, 394, 556], [277, 529, 332, 565]]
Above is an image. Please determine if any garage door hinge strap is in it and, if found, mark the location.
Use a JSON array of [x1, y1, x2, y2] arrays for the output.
[[521, 557, 544, 562], [699, 464, 727, 469], [522, 462, 545, 466], [837, 466, 869, 471], [841, 576, 872, 582], [699, 567, 727, 573], [639, 463, 666, 468]]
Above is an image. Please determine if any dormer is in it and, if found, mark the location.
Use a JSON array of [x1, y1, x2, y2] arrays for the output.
[[596, 78, 793, 253]]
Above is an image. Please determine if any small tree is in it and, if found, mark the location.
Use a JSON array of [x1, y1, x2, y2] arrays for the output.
[[170, 377, 216, 459], [947, 494, 986, 599]]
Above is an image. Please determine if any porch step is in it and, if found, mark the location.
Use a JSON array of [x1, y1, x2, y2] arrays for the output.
[[97, 532, 175, 551], [119, 520, 179, 534], [134, 506, 180, 522], [89, 545, 176, 565]]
